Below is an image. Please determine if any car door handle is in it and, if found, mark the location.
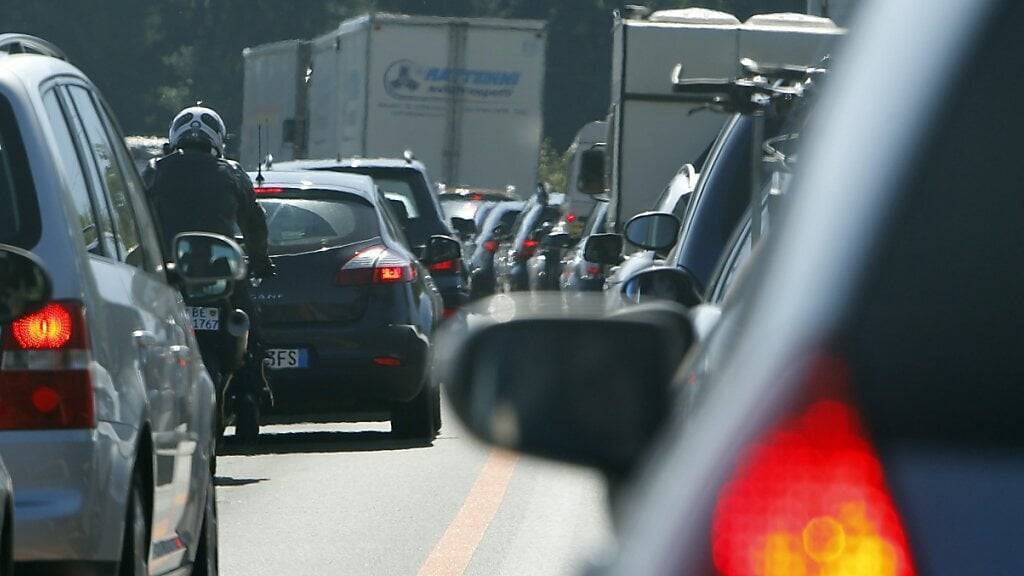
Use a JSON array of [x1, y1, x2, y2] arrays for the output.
[[132, 330, 157, 349]]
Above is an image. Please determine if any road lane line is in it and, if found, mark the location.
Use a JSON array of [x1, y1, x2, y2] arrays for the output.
[[417, 449, 519, 576]]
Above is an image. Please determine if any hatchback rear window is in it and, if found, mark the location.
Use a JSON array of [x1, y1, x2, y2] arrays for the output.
[[0, 95, 41, 248], [258, 192, 380, 255]]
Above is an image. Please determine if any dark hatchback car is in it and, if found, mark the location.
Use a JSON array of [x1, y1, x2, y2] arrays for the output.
[[494, 192, 564, 293], [247, 170, 454, 438], [466, 200, 524, 299], [274, 158, 469, 318]]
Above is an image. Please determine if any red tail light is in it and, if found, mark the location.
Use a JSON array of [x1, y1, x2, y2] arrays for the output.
[[483, 240, 498, 253], [585, 264, 601, 277], [1, 301, 95, 430], [566, 213, 578, 223], [373, 356, 403, 367], [429, 258, 459, 275], [336, 246, 416, 286], [712, 355, 914, 576], [254, 187, 285, 195], [516, 239, 540, 262]]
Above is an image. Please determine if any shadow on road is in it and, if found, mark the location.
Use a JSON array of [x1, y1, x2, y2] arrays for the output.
[[215, 476, 268, 487], [219, 430, 433, 457]]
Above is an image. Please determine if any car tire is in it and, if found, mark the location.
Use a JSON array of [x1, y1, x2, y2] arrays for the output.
[[191, 477, 219, 576], [119, 469, 149, 576], [431, 384, 442, 436], [235, 395, 260, 445], [392, 384, 436, 440], [1, 505, 12, 576]]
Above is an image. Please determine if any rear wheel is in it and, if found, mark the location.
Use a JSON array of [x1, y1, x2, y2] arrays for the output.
[[431, 385, 442, 436], [119, 470, 149, 576], [0, 504, 12, 576], [191, 477, 219, 576], [392, 384, 437, 440]]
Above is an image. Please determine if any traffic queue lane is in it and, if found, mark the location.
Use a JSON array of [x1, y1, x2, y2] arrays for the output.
[[215, 404, 611, 575]]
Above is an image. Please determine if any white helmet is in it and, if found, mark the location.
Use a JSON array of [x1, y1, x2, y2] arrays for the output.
[[168, 106, 226, 155]]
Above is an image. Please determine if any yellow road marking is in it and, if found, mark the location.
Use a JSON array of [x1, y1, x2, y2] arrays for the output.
[[417, 450, 519, 576]]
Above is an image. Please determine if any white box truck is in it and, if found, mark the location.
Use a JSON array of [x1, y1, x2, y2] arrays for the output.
[[241, 13, 547, 197], [605, 9, 843, 230]]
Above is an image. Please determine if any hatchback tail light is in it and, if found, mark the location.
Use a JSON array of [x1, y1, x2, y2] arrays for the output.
[[516, 239, 540, 263], [0, 301, 95, 430], [483, 240, 499, 253], [712, 355, 914, 576], [336, 246, 416, 286], [429, 258, 460, 275]]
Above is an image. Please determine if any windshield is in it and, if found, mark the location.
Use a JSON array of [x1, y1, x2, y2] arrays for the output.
[[259, 194, 379, 255], [0, 95, 40, 248], [440, 199, 483, 221]]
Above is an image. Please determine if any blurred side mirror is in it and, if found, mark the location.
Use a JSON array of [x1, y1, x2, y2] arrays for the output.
[[0, 244, 52, 324], [439, 299, 694, 477], [543, 231, 574, 249], [583, 233, 623, 266], [624, 211, 681, 252], [425, 235, 461, 265], [451, 217, 477, 238], [623, 266, 703, 307], [577, 145, 606, 195], [173, 233, 247, 283]]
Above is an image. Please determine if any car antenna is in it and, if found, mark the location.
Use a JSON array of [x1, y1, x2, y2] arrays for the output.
[[255, 123, 265, 186]]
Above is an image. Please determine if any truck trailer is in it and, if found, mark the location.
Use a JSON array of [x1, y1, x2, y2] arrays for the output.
[[241, 13, 547, 197]]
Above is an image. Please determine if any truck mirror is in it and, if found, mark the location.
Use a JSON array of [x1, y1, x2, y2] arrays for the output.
[[578, 146, 606, 195]]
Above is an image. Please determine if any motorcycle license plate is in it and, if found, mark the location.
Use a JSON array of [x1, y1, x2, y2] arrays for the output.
[[264, 349, 309, 370], [186, 307, 220, 331]]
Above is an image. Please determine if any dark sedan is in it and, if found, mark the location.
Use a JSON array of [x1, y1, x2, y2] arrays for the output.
[[273, 157, 469, 319], [247, 170, 455, 439]]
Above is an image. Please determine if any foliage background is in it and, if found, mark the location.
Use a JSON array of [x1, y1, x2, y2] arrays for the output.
[[4, 0, 803, 155]]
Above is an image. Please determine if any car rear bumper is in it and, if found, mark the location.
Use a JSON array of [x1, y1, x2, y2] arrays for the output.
[[0, 423, 135, 564], [262, 323, 430, 411]]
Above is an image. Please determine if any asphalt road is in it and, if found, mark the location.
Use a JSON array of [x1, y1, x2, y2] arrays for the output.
[[215, 406, 612, 576]]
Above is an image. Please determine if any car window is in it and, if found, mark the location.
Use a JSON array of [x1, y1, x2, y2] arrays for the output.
[[260, 195, 380, 255], [0, 94, 40, 249], [66, 85, 145, 269], [42, 89, 101, 255]]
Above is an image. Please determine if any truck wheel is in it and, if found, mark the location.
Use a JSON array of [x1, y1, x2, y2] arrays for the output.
[[191, 476, 219, 576], [119, 470, 149, 576], [392, 384, 436, 440], [236, 395, 260, 446]]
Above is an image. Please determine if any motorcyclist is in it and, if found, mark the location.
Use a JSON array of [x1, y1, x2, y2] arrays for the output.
[[145, 105, 274, 431]]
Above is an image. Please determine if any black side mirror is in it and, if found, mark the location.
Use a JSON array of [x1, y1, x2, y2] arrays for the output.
[[622, 266, 703, 307], [438, 297, 694, 478], [623, 211, 681, 252], [173, 233, 248, 283], [577, 146, 606, 195], [0, 244, 52, 324], [387, 198, 411, 223], [583, 233, 624, 266], [425, 235, 462, 265], [451, 217, 477, 238]]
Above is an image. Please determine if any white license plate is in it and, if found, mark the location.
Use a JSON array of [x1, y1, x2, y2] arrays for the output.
[[186, 307, 220, 331], [264, 349, 309, 370]]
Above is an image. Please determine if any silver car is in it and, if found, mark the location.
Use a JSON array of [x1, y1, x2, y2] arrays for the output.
[[0, 35, 222, 575]]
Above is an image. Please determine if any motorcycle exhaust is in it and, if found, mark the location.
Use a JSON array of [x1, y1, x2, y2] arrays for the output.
[[226, 309, 250, 370]]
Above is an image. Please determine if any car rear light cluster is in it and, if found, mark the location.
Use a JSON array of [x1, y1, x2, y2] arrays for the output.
[[254, 187, 285, 195], [428, 258, 460, 275], [516, 239, 540, 262], [335, 246, 416, 286], [483, 240, 499, 253], [0, 301, 95, 430], [712, 355, 914, 576]]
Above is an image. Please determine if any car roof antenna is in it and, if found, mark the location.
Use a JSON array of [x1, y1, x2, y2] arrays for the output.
[[255, 123, 265, 187]]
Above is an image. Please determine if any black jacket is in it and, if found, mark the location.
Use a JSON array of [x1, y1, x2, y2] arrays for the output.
[[145, 150, 270, 271]]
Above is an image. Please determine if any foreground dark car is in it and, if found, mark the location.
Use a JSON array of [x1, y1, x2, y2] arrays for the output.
[[248, 170, 451, 439], [274, 157, 469, 318], [441, 1, 1024, 574]]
